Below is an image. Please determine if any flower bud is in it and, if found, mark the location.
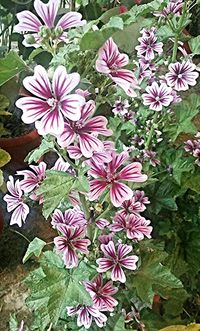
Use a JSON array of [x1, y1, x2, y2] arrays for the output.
[[24, 34, 36, 45], [54, 26, 63, 38]]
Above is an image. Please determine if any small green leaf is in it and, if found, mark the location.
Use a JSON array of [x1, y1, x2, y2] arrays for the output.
[[188, 36, 200, 55], [0, 148, 11, 167], [23, 237, 46, 263], [0, 51, 26, 86], [37, 170, 75, 219], [25, 136, 54, 163]]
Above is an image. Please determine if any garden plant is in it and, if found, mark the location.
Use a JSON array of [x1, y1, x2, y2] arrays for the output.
[[1, 0, 200, 330]]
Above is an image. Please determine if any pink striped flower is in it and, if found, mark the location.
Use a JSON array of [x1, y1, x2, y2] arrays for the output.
[[119, 197, 146, 217], [165, 61, 199, 91], [3, 176, 29, 227], [97, 241, 138, 283], [51, 206, 87, 229], [154, 0, 183, 17], [109, 213, 152, 240], [15, 0, 86, 47], [98, 233, 114, 245], [136, 32, 163, 60], [54, 224, 90, 268], [17, 162, 46, 193], [84, 274, 118, 311], [67, 305, 107, 329], [96, 218, 110, 230], [142, 82, 173, 111], [16, 65, 85, 136], [57, 101, 112, 157], [96, 38, 138, 97], [88, 151, 147, 207]]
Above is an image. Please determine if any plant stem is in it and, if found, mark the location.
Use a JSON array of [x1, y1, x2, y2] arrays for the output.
[[78, 192, 90, 220], [171, 1, 188, 62], [10, 229, 31, 243], [145, 112, 158, 149]]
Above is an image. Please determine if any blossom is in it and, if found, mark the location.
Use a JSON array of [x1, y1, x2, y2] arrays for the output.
[[56, 101, 112, 157], [16, 65, 85, 136], [119, 197, 146, 217], [51, 206, 87, 229], [67, 305, 107, 329], [96, 38, 138, 97], [88, 151, 147, 207], [84, 274, 118, 311], [98, 233, 114, 244], [154, 0, 183, 17], [193, 149, 200, 166], [17, 162, 46, 193], [96, 218, 110, 230], [15, 0, 86, 47], [54, 224, 90, 268], [97, 241, 138, 283], [143, 150, 160, 167], [3, 176, 29, 227], [142, 82, 173, 111], [136, 32, 163, 60], [165, 61, 199, 91], [134, 190, 150, 207], [112, 99, 130, 116], [51, 157, 70, 172], [109, 213, 152, 240]]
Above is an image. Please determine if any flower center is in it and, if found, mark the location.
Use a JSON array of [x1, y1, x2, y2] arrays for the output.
[[178, 74, 182, 78], [47, 98, 58, 111], [155, 96, 160, 101]]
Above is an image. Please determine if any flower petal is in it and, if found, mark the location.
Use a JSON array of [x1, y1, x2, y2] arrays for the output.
[[57, 11, 86, 30], [88, 180, 107, 201], [117, 162, 148, 182], [110, 181, 133, 207], [79, 133, 104, 158], [35, 106, 64, 135], [34, 0, 59, 28], [111, 264, 126, 283], [16, 97, 50, 124], [23, 65, 52, 99], [53, 67, 80, 99], [15, 10, 42, 33], [61, 94, 84, 121]]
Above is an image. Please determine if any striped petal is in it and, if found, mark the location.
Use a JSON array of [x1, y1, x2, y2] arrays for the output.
[[117, 162, 148, 182], [88, 179, 107, 201], [23, 65, 52, 99], [53, 67, 80, 99], [17, 97, 50, 124], [110, 181, 133, 207], [57, 11, 86, 31], [34, 0, 59, 28], [61, 94, 84, 121], [36, 106, 64, 135], [79, 133, 104, 158], [15, 10, 42, 33]]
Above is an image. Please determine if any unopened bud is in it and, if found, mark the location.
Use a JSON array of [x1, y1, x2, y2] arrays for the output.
[[24, 34, 36, 45]]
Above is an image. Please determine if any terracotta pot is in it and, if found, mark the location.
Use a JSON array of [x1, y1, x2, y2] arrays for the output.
[[0, 207, 4, 235], [0, 129, 41, 170]]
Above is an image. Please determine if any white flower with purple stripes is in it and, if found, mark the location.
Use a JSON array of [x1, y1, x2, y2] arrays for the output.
[[16, 65, 85, 136]]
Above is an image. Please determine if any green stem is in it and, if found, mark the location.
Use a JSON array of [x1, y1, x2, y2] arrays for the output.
[[145, 112, 158, 149], [54, 145, 78, 170], [171, 1, 188, 62], [79, 192, 90, 220], [10, 229, 31, 243]]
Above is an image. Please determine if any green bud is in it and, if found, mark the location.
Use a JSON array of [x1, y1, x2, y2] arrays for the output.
[[39, 26, 51, 38], [53, 26, 63, 38], [24, 34, 36, 45]]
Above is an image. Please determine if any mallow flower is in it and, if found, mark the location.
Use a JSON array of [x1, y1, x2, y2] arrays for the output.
[[88, 151, 147, 207], [16, 65, 85, 136], [3, 176, 29, 227], [56, 101, 112, 157], [96, 37, 138, 97], [15, 0, 86, 47]]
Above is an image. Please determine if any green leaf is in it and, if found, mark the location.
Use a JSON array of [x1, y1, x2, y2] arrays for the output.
[[23, 237, 46, 263], [166, 94, 200, 141], [92, 314, 126, 331], [25, 136, 54, 163], [80, 17, 124, 50], [188, 36, 200, 55], [0, 169, 3, 187], [25, 252, 93, 330], [183, 173, 200, 193], [0, 51, 26, 86], [37, 170, 75, 219], [112, 21, 141, 53], [128, 251, 182, 304], [0, 148, 11, 167]]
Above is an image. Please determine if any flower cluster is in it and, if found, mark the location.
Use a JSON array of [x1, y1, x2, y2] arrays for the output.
[[184, 133, 200, 166], [3, 0, 200, 329]]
